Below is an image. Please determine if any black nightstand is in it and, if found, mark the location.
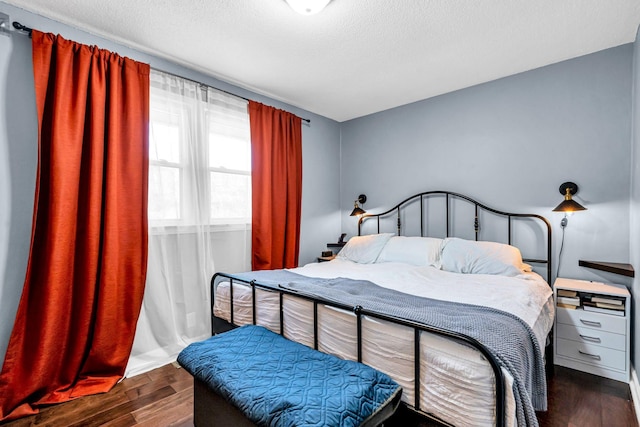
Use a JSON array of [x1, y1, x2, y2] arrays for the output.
[[317, 242, 346, 262]]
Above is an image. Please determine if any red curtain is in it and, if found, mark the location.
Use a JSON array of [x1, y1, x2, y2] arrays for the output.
[[0, 31, 150, 421], [248, 101, 303, 270]]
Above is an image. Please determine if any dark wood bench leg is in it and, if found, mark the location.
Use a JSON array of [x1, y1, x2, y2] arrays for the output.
[[194, 379, 257, 427]]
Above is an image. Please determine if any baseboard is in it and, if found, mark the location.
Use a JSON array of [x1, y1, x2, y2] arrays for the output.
[[630, 365, 640, 425]]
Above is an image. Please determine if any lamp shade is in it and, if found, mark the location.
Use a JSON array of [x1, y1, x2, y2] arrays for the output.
[[553, 182, 586, 212], [350, 206, 366, 216], [349, 194, 367, 216], [553, 198, 587, 212]]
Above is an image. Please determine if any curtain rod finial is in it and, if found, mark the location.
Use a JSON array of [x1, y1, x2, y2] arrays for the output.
[[12, 21, 33, 37]]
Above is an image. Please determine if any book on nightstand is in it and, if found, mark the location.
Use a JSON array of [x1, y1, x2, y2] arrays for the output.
[[582, 301, 625, 316], [590, 296, 624, 306], [594, 302, 625, 310], [557, 296, 580, 306], [556, 302, 577, 310], [557, 289, 578, 298]]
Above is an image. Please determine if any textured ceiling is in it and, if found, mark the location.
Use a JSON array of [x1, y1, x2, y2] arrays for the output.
[[4, 0, 640, 122]]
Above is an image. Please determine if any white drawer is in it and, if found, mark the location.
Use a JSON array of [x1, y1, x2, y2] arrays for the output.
[[556, 323, 625, 351], [556, 338, 626, 371], [556, 307, 626, 334]]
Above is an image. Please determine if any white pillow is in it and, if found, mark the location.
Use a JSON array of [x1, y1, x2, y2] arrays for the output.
[[440, 237, 528, 277], [377, 236, 443, 267], [336, 233, 394, 264]]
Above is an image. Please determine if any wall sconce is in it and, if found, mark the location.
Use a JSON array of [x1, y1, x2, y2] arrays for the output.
[[553, 182, 587, 214], [350, 194, 367, 216], [553, 181, 586, 227], [285, 0, 331, 15], [553, 181, 586, 278]]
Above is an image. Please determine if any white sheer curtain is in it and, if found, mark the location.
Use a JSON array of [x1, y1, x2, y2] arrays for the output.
[[126, 70, 251, 377]]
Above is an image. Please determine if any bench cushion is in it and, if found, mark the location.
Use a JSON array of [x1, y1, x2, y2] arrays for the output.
[[177, 325, 401, 427]]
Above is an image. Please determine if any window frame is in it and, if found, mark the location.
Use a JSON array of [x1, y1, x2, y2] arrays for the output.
[[147, 84, 252, 229]]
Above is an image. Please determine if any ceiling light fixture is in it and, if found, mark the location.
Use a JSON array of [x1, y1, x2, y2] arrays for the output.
[[285, 0, 332, 15]]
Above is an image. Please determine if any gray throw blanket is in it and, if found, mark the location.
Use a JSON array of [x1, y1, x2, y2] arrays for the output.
[[222, 270, 546, 427]]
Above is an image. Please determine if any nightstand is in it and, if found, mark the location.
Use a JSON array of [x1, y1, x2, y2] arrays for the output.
[[317, 242, 346, 262], [553, 277, 630, 382]]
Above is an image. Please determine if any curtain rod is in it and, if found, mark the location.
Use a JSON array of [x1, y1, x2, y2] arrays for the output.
[[11, 21, 311, 124], [153, 67, 311, 123]]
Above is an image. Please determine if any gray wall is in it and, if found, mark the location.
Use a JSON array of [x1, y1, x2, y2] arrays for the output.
[[341, 45, 634, 287], [631, 25, 640, 378], [0, 2, 341, 364]]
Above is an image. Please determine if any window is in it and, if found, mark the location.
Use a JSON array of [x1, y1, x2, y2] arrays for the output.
[[148, 71, 251, 227], [207, 96, 252, 224], [149, 107, 182, 221]]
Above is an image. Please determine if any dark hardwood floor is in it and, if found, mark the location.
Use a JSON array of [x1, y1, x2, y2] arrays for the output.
[[537, 366, 637, 427], [1, 363, 193, 427], [1, 364, 636, 426]]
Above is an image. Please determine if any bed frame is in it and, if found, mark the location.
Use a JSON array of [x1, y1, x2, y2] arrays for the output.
[[357, 191, 552, 282], [208, 190, 552, 427]]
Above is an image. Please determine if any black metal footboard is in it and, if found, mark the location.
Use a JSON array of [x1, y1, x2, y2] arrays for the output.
[[210, 272, 506, 427]]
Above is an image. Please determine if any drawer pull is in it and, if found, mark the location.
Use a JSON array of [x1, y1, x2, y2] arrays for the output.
[[580, 319, 602, 327], [579, 334, 601, 343], [578, 350, 601, 360]]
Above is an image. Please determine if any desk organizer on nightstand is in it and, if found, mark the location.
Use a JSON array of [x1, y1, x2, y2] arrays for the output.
[[553, 277, 630, 382]]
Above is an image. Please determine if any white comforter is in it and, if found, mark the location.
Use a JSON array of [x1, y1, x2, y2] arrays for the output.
[[292, 259, 554, 349]]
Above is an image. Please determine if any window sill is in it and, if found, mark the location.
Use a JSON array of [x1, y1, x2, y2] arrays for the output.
[[149, 223, 250, 235]]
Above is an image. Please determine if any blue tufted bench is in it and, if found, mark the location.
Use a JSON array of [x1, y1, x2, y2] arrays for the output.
[[178, 325, 402, 427]]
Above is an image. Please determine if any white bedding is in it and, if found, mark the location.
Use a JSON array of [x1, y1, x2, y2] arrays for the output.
[[293, 259, 554, 348], [213, 259, 554, 427]]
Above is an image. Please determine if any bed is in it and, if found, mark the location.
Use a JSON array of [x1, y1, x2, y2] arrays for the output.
[[209, 191, 554, 427]]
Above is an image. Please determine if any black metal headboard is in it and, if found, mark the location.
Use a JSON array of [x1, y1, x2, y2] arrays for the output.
[[357, 191, 552, 283]]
